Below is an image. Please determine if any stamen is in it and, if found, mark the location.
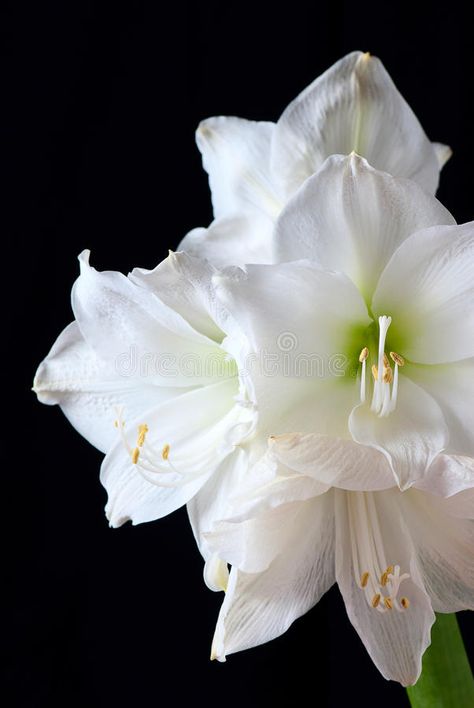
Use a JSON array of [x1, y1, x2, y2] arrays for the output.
[[372, 594, 381, 608], [162, 444, 170, 460], [131, 447, 140, 464], [371, 364, 378, 381], [383, 366, 393, 384], [348, 493, 411, 614], [383, 353, 390, 368], [359, 347, 369, 362]]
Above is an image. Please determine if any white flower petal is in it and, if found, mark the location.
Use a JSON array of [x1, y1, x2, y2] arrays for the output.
[[130, 251, 226, 342], [269, 432, 394, 491], [214, 260, 369, 436], [373, 223, 474, 364], [101, 378, 240, 526], [407, 360, 474, 456], [33, 322, 182, 453], [72, 250, 227, 388], [335, 489, 435, 686], [178, 215, 274, 268], [349, 377, 449, 490], [271, 51, 441, 198], [187, 447, 250, 560], [433, 142, 452, 169], [274, 154, 454, 300], [401, 489, 474, 612], [417, 454, 474, 498], [196, 116, 282, 220], [211, 492, 335, 661]]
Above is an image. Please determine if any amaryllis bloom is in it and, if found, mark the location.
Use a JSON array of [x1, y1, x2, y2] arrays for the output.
[[33, 250, 258, 534], [213, 153, 474, 491], [180, 50, 451, 267], [206, 438, 474, 685]]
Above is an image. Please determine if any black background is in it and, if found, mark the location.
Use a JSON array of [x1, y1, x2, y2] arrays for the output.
[[4, 1, 474, 706]]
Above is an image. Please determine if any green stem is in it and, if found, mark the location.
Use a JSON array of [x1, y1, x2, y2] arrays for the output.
[[407, 613, 474, 708]]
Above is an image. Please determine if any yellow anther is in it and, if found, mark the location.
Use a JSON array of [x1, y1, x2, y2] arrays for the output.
[[162, 444, 170, 461], [383, 353, 390, 368], [372, 594, 381, 608], [114, 420, 118, 428], [362, 51, 371, 60], [137, 423, 149, 447], [380, 571, 389, 587], [359, 347, 369, 363], [390, 352, 405, 367], [360, 572, 370, 588], [371, 365, 378, 381], [131, 447, 140, 464], [386, 565, 394, 575], [384, 597, 393, 610], [383, 366, 393, 384], [400, 597, 410, 609]]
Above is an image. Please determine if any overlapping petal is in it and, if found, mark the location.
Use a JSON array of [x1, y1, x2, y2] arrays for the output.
[[335, 489, 435, 686], [274, 154, 454, 299], [271, 51, 442, 198], [372, 223, 474, 364]]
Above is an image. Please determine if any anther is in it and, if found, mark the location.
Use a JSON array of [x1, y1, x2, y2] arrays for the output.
[[371, 365, 378, 381], [383, 367, 393, 384], [380, 571, 389, 587], [390, 352, 405, 367], [386, 565, 394, 575], [383, 353, 390, 368], [137, 423, 149, 447], [372, 594, 381, 608], [162, 444, 170, 461], [400, 597, 410, 609], [359, 347, 369, 363], [131, 447, 140, 464], [384, 597, 393, 610], [361, 572, 370, 588]]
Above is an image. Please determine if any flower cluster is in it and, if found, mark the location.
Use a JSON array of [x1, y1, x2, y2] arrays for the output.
[[34, 51, 474, 686]]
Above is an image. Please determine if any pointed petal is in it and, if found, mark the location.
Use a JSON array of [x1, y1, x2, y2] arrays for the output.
[[72, 250, 227, 387], [402, 488, 474, 612], [335, 489, 435, 686], [211, 492, 335, 660], [33, 322, 182, 453], [101, 378, 241, 526], [269, 432, 394, 491], [373, 223, 474, 364], [274, 154, 454, 300], [196, 116, 282, 220], [349, 377, 449, 490], [178, 215, 274, 268], [407, 360, 474, 456], [433, 142, 452, 168], [272, 51, 441, 198]]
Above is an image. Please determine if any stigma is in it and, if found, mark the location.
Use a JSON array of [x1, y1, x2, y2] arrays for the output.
[[358, 316, 405, 417]]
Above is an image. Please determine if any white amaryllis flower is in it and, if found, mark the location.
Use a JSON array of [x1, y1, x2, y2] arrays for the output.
[[33, 250, 258, 533], [206, 438, 474, 685], [180, 50, 451, 267], [213, 153, 474, 491]]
